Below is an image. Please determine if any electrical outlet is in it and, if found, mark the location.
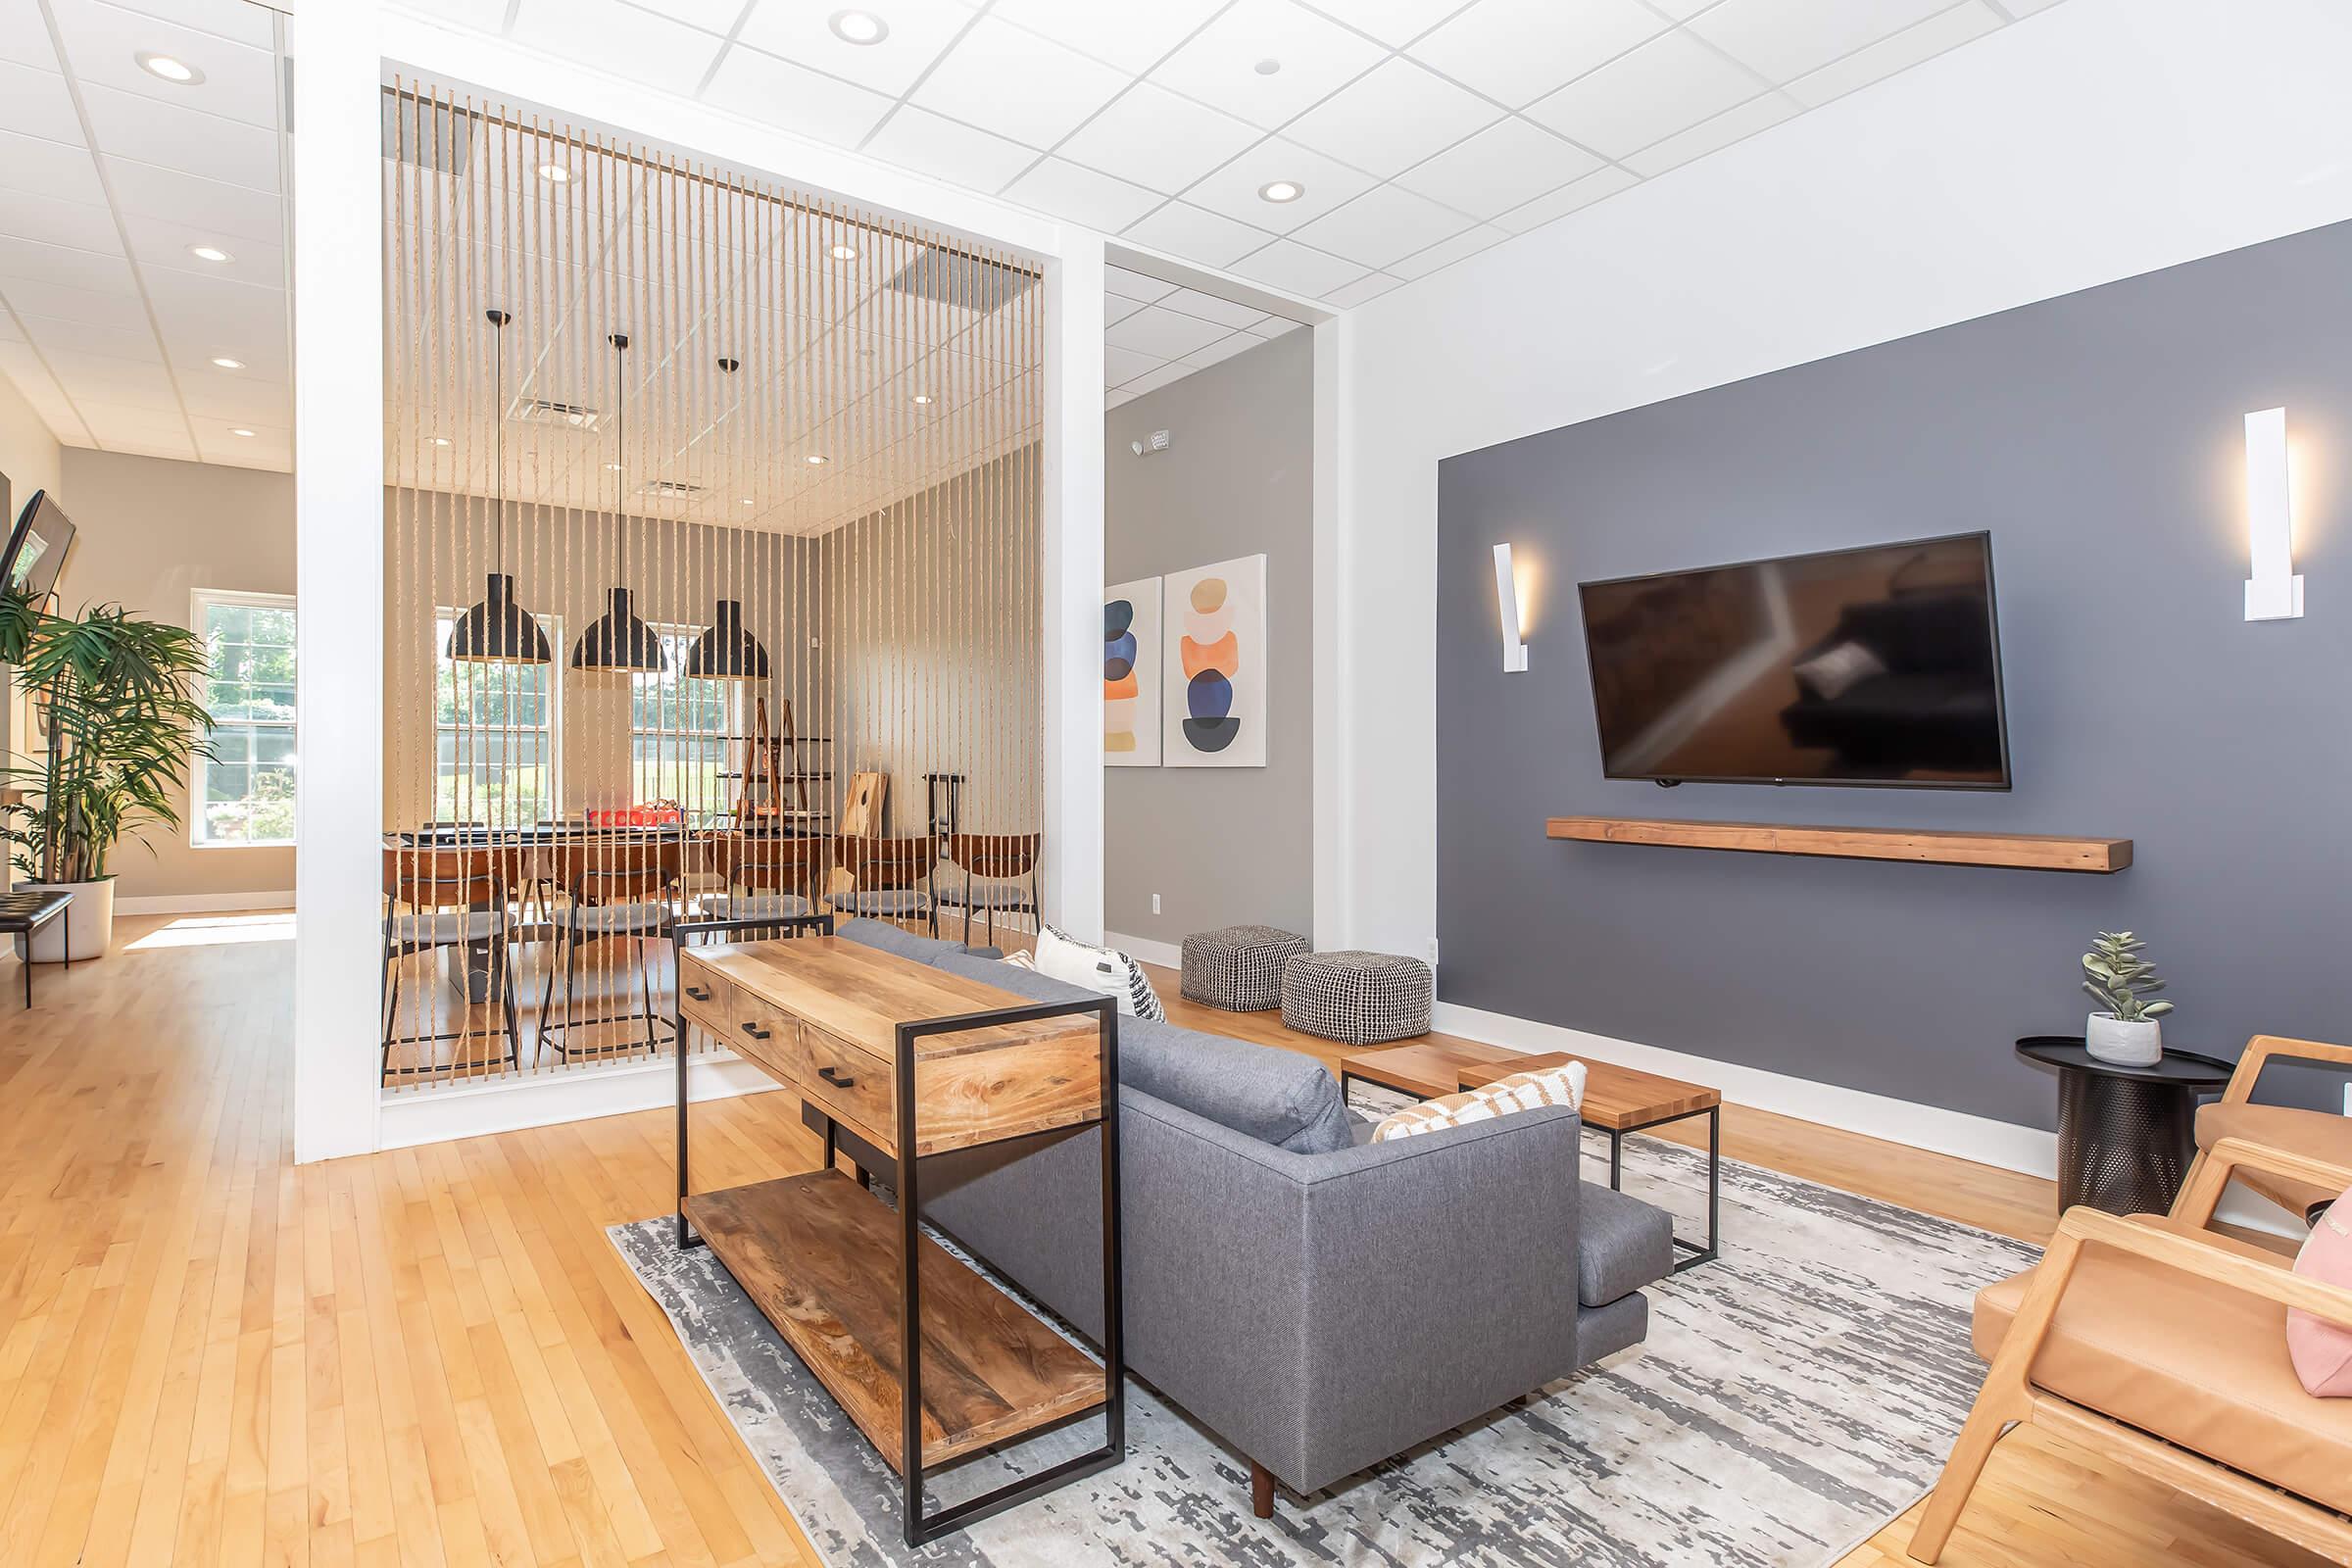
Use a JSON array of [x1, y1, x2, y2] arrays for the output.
[[1151, 893, 1160, 915], [1428, 938, 1440, 966]]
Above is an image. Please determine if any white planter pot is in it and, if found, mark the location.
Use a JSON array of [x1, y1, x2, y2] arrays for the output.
[[14, 877, 114, 962], [2084, 1010, 2161, 1067]]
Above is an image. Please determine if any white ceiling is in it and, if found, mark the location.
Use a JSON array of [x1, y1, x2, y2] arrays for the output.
[[0, 0, 291, 471], [1102, 263, 1301, 409], [410, 0, 2070, 315]]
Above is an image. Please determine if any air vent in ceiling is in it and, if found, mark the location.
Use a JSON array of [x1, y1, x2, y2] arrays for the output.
[[642, 478, 703, 498], [885, 246, 1038, 314], [509, 396, 603, 431], [382, 92, 473, 173]]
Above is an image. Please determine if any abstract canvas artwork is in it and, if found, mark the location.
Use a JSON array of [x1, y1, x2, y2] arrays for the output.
[[1163, 554, 1266, 768], [1103, 576, 1161, 766]]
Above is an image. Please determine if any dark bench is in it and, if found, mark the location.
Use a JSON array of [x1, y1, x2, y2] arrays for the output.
[[0, 890, 74, 1006]]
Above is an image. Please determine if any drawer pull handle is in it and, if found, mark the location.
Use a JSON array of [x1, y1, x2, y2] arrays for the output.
[[740, 1021, 771, 1040], [817, 1064, 857, 1089], [685, 984, 711, 1002]]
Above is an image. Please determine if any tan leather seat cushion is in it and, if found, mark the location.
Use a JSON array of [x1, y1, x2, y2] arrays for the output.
[[1975, 1215, 2352, 1515], [2197, 1102, 2352, 1213]]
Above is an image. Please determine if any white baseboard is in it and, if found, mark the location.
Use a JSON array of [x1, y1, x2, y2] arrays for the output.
[[377, 1050, 782, 1151], [1104, 929, 1185, 970], [117, 890, 296, 914], [1432, 1000, 2060, 1181]]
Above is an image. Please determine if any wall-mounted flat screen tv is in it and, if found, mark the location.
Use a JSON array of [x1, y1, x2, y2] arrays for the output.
[[1577, 531, 2009, 790], [1, 489, 75, 604]]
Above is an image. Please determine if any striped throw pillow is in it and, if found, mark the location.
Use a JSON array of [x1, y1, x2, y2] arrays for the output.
[[1371, 1062, 1587, 1144]]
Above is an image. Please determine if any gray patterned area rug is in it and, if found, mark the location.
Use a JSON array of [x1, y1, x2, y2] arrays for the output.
[[612, 1125, 2038, 1567]]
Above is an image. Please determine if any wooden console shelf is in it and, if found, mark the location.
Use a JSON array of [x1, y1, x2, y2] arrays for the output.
[[1544, 816, 2132, 873]]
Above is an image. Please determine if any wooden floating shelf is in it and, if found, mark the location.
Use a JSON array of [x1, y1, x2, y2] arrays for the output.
[[1544, 816, 2132, 873]]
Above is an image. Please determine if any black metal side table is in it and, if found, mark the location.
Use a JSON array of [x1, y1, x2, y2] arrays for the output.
[[2016, 1037, 2233, 1215]]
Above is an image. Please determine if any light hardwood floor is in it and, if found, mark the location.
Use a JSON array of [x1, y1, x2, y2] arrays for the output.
[[0, 910, 2323, 1567]]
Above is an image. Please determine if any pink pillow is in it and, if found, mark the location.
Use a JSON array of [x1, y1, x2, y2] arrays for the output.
[[2287, 1185, 2352, 1396]]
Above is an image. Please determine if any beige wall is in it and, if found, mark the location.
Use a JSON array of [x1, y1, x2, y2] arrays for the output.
[[56, 448, 298, 903]]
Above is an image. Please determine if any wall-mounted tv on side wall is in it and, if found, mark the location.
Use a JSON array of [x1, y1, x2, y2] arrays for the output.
[[1576, 531, 2010, 790]]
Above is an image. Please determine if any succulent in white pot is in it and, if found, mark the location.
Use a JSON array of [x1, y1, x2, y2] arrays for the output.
[[2081, 930, 2173, 1067]]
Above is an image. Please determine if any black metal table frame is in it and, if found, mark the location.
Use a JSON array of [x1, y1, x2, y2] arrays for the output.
[[671, 913, 1126, 1547], [1339, 1066, 1721, 1272]]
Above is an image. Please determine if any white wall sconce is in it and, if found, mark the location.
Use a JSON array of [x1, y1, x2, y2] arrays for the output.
[[2244, 406, 2304, 621], [1494, 542, 1529, 672]]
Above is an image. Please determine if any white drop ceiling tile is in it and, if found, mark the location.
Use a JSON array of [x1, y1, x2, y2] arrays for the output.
[[733, 0, 971, 96], [0, 0, 57, 69], [0, 233, 134, 294], [909, 17, 1127, 149], [700, 43, 896, 147], [1786, 1, 2004, 108], [51, 0, 278, 126], [96, 434, 200, 461], [0, 313, 20, 342], [1493, 163, 1638, 231], [1296, 0, 1473, 48], [80, 83, 278, 189], [1103, 293, 1148, 326], [1623, 92, 1797, 176], [1156, 287, 1267, 329], [510, 0, 723, 97], [1105, 264, 1178, 304], [1526, 29, 1765, 160], [1119, 359, 1197, 395], [1104, 343, 1163, 385], [1392, 117, 1600, 220], [1104, 387, 1137, 410], [15, 307, 155, 359], [1150, 0, 1386, 130], [1223, 238, 1363, 299], [0, 187, 122, 254], [100, 0, 277, 48], [1104, 304, 1233, 359], [174, 374, 283, 421], [1385, 221, 1504, 279], [1289, 182, 1469, 270], [1002, 157, 1160, 231], [0, 129, 101, 204], [1181, 329, 1261, 368], [2002, 0, 2064, 12], [1057, 83, 1260, 196], [0, 59, 85, 143], [122, 211, 280, 287], [1180, 137, 1375, 236], [103, 156, 277, 240], [1117, 201, 1273, 270], [991, 0, 1225, 74], [860, 106, 1037, 193], [1282, 57, 1499, 180], [1324, 270, 1401, 308], [1688, 0, 1953, 84], [0, 273, 143, 326], [1247, 315, 1304, 337], [72, 397, 186, 433], [1642, 0, 1717, 16], [1409, 0, 1668, 108]]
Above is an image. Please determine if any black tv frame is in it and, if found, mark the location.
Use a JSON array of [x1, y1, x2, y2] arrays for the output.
[[1, 488, 76, 606], [1575, 529, 2011, 792]]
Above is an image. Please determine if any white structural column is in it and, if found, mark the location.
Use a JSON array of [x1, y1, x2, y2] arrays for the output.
[[1311, 317, 1347, 950], [1041, 231, 1105, 944], [290, 1, 385, 1162]]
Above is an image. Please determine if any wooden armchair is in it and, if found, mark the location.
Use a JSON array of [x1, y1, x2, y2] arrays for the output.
[[1910, 1137, 2352, 1564], [2186, 1034, 2352, 1223]]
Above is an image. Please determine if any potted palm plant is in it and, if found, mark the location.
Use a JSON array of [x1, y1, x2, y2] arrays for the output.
[[0, 591, 213, 960]]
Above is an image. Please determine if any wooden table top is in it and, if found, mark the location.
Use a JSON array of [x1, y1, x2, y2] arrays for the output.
[[689, 936, 1096, 1061], [1456, 1051, 1720, 1131]]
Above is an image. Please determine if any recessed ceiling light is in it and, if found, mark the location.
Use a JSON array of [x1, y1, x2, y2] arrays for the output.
[[1253, 58, 1282, 75], [229, 427, 255, 438], [805, 454, 829, 466], [829, 243, 858, 261], [428, 435, 452, 447], [210, 356, 244, 369], [135, 52, 203, 85], [829, 9, 889, 45], [537, 163, 571, 183], [1257, 180, 1304, 204], [911, 393, 934, 406], [187, 243, 233, 264], [740, 497, 755, 506], [604, 462, 623, 471]]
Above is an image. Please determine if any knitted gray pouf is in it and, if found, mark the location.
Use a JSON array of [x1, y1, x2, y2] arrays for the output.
[[1180, 924, 1311, 1012], [1280, 950, 1434, 1045]]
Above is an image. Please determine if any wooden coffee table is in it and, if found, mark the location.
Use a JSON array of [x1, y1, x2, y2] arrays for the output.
[[1342, 1040, 1723, 1271]]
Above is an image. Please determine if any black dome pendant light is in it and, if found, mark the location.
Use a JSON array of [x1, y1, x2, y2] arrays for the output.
[[446, 309, 553, 665], [684, 353, 770, 682], [570, 332, 666, 672]]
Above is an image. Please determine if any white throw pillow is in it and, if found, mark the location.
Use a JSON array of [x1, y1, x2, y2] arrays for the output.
[[1032, 925, 1164, 1020], [1371, 1062, 1587, 1143]]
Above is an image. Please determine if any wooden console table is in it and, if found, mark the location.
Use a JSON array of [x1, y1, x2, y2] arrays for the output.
[[672, 919, 1123, 1545]]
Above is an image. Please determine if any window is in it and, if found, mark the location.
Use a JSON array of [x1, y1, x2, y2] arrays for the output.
[[631, 626, 735, 816], [193, 590, 297, 846], [433, 611, 561, 824]]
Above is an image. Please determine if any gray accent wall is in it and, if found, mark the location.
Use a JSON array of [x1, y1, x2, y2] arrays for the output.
[[1437, 218, 2352, 1129], [1105, 329, 1313, 949]]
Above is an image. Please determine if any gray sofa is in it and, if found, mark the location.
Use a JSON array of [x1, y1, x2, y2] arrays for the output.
[[832, 919, 1675, 1513]]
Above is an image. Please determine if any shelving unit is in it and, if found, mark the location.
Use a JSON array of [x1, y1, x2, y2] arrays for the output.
[[1544, 816, 2132, 872]]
